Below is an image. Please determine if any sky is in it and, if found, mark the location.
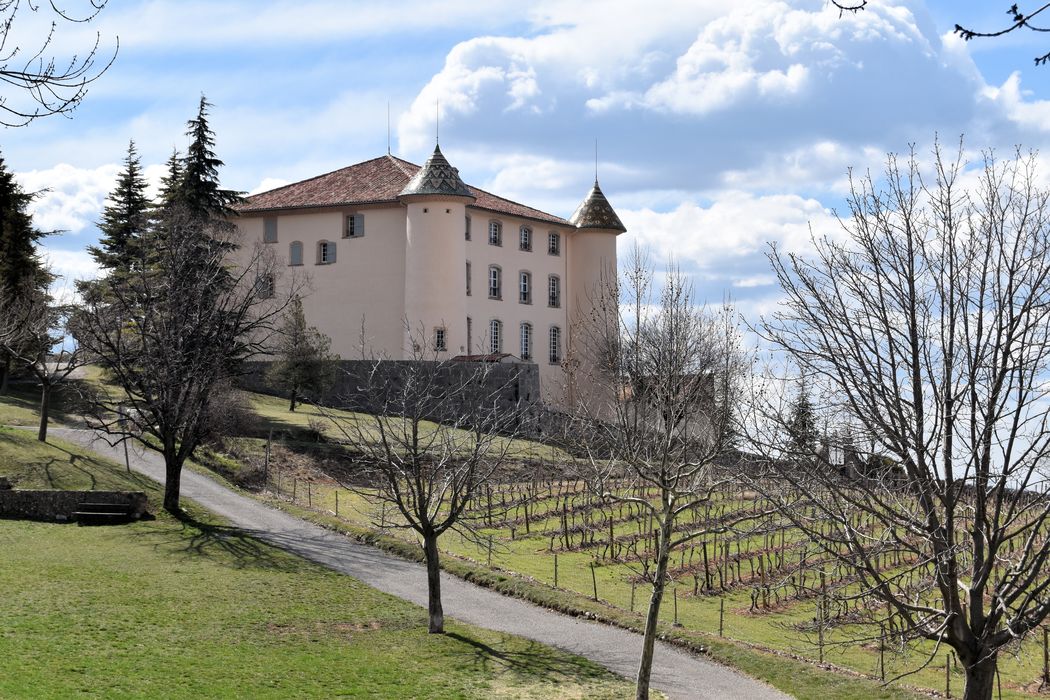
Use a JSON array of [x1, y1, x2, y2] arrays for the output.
[[11, 0, 1050, 321]]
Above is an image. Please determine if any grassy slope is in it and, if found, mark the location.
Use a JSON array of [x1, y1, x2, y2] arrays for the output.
[[0, 426, 638, 700]]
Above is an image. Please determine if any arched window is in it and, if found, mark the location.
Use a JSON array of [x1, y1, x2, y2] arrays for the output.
[[488, 265, 502, 299], [489, 319, 503, 354], [519, 271, 531, 304], [549, 326, 561, 364], [520, 322, 532, 361], [548, 274, 561, 308], [289, 241, 303, 266], [488, 220, 502, 246], [317, 240, 337, 264], [519, 226, 532, 251]]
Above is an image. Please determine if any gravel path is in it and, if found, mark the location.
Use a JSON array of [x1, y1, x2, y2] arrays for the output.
[[51, 427, 791, 700]]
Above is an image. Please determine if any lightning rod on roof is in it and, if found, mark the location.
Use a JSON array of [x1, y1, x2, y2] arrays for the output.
[[436, 98, 439, 145], [387, 101, 391, 155], [595, 138, 598, 182]]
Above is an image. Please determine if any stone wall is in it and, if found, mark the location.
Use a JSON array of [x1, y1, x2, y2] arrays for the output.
[[239, 359, 542, 425], [0, 490, 149, 522]]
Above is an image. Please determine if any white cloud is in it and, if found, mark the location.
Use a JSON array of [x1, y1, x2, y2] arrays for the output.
[[17, 164, 121, 235], [38, 247, 102, 283]]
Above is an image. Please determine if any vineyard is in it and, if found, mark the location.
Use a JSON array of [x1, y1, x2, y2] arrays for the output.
[[244, 451, 1050, 700]]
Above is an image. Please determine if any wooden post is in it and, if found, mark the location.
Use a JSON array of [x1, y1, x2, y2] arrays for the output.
[[1043, 628, 1049, 688], [335, 489, 339, 516], [264, 428, 272, 482], [879, 623, 886, 682], [554, 553, 559, 588], [591, 562, 598, 601], [719, 598, 725, 637], [123, 440, 131, 474], [308, 483, 312, 508], [487, 535, 493, 566], [673, 588, 681, 627], [293, 478, 297, 502], [630, 582, 636, 612], [945, 654, 951, 698]]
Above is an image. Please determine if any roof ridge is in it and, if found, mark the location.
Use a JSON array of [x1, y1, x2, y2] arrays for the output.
[[245, 154, 416, 201], [467, 184, 568, 225]]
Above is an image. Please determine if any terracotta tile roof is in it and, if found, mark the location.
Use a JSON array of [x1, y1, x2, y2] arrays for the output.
[[237, 154, 570, 226]]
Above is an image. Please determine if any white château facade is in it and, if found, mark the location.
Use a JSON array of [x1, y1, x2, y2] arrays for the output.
[[234, 145, 625, 407]]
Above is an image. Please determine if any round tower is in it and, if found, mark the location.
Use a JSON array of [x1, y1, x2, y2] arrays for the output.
[[399, 145, 475, 357], [566, 179, 626, 408]]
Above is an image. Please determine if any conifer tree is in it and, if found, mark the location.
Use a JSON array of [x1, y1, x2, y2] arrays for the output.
[[180, 95, 241, 222], [267, 296, 339, 411], [156, 148, 183, 213], [0, 152, 49, 393], [88, 141, 150, 278], [785, 378, 818, 461]]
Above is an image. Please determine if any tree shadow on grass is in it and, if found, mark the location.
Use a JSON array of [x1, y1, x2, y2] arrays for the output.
[[444, 631, 611, 685], [126, 513, 308, 574]]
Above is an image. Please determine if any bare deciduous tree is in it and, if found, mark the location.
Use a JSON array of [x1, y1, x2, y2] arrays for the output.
[[747, 142, 1050, 700], [1, 280, 87, 441], [569, 248, 749, 700], [323, 327, 530, 634], [75, 206, 294, 515], [0, 0, 116, 126]]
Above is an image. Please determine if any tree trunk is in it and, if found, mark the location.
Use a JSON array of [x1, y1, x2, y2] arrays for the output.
[[289, 386, 298, 412], [963, 652, 997, 700], [163, 453, 184, 515], [0, 355, 9, 395], [37, 383, 50, 442], [423, 532, 444, 634], [636, 519, 672, 699]]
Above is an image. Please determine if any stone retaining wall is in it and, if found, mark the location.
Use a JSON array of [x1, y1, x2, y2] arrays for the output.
[[0, 490, 149, 522]]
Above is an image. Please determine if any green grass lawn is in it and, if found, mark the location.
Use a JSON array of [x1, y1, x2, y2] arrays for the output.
[[0, 426, 640, 699]]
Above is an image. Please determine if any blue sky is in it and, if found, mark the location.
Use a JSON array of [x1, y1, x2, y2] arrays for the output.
[[13, 0, 1050, 319]]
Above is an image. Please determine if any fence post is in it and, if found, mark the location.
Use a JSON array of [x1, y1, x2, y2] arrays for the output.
[[591, 562, 598, 601], [630, 582, 636, 612], [487, 535, 493, 567], [945, 654, 951, 698], [719, 598, 724, 637], [335, 489, 339, 517], [554, 553, 559, 588], [293, 478, 297, 502], [264, 428, 271, 482], [673, 587, 681, 627]]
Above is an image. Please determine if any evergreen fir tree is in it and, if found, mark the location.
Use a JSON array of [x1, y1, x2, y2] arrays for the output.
[[156, 148, 183, 214], [180, 95, 241, 222], [267, 296, 339, 411], [88, 140, 150, 278], [0, 151, 50, 392], [786, 378, 818, 460]]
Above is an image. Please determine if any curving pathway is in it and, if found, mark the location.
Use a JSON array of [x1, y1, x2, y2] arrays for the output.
[[50, 427, 791, 700]]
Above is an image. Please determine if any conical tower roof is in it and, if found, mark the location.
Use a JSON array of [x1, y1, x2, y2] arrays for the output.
[[399, 145, 474, 199], [569, 180, 626, 232]]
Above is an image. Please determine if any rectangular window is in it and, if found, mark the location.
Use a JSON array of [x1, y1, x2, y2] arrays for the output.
[[465, 216, 472, 241], [519, 271, 530, 304], [466, 261, 472, 296], [549, 326, 561, 364], [319, 241, 336, 264], [256, 274, 275, 299], [548, 275, 560, 308], [434, 327, 447, 352], [519, 226, 532, 251], [489, 221, 502, 246], [263, 217, 278, 243], [520, 323, 532, 361], [489, 266, 501, 299], [548, 231, 560, 256], [467, 316, 473, 353], [345, 213, 364, 238], [490, 320, 502, 354]]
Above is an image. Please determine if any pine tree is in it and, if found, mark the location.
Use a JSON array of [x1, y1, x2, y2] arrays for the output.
[[267, 296, 339, 411], [88, 140, 150, 278], [0, 151, 50, 393], [786, 378, 818, 460], [180, 95, 241, 222], [156, 147, 184, 213]]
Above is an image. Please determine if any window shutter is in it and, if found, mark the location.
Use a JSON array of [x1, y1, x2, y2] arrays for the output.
[[354, 213, 364, 237], [329, 241, 337, 263], [264, 217, 278, 243]]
